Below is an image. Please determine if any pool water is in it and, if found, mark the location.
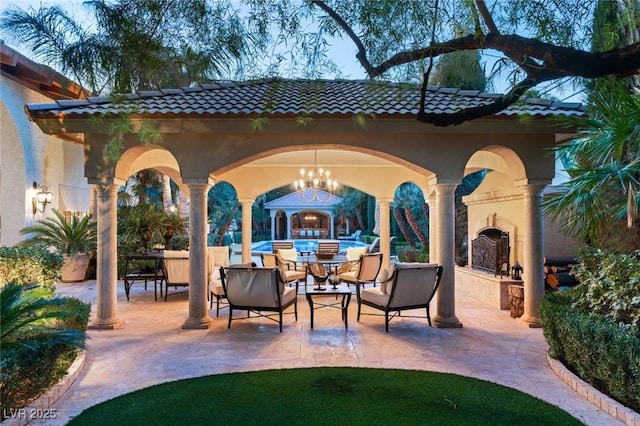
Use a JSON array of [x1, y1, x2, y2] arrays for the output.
[[251, 239, 367, 254]]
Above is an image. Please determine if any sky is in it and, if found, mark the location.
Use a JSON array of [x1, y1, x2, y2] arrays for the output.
[[1, 0, 585, 102]]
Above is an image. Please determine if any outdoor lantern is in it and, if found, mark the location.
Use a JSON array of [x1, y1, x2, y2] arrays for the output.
[[511, 261, 523, 281], [32, 181, 53, 214]]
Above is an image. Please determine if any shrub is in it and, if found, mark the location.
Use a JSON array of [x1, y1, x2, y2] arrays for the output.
[[570, 247, 640, 327], [540, 290, 640, 412], [0, 246, 63, 295], [0, 284, 90, 418]]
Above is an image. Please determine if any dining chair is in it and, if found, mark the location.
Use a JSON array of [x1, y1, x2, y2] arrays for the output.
[[272, 241, 294, 253], [162, 250, 190, 301], [315, 240, 340, 257], [261, 253, 305, 289], [338, 252, 383, 289]]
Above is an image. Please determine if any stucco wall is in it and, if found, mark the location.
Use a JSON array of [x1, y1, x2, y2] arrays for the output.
[[464, 170, 578, 270], [0, 76, 88, 247]]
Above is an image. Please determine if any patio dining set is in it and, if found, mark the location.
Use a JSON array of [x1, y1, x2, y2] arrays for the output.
[[123, 240, 442, 333]]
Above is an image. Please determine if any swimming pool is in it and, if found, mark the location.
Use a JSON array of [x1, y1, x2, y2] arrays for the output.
[[251, 239, 367, 254]]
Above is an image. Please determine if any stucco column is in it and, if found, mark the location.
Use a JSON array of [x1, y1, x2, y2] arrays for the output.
[[183, 183, 212, 329], [432, 182, 462, 328], [377, 198, 392, 270], [329, 213, 335, 239], [428, 192, 437, 263], [519, 183, 547, 327], [270, 213, 276, 240], [239, 198, 254, 263], [286, 214, 292, 239], [89, 183, 122, 329]]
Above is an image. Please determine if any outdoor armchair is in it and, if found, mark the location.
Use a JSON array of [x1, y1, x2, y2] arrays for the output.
[[208, 246, 231, 316], [162, 250, 190, 301], [357, 262, 443, 332], [220, 265, 298, 332], [337, 252, 383, 288]]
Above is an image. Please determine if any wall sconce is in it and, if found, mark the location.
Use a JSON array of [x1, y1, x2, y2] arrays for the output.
[[511, 261, 523, 281], [32, 182, 53, 214]]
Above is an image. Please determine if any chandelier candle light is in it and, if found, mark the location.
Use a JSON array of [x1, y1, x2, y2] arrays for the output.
[[294, 150, 338, 202]]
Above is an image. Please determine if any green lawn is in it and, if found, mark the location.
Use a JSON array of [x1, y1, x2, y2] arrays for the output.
[[69, 367, 583, 425]]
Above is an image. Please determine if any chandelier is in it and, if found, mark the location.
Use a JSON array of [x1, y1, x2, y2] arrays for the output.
[[293, 150, 338, 202]]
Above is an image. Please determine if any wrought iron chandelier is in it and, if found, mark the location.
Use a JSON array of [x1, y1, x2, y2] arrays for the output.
[[293, 150, 338, 202]]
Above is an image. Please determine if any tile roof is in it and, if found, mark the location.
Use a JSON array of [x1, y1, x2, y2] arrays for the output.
[[24, 78, 585, 121]]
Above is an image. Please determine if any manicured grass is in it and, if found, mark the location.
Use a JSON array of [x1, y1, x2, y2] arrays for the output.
[[69, 367, 582, 425]]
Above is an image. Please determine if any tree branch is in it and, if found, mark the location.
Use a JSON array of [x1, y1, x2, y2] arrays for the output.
[[372, 35, 640, 80], [417, 78, 536, 127], [311, 0, 377, 77], [310, 2, 640, 126], [474, 0, 499, 34]]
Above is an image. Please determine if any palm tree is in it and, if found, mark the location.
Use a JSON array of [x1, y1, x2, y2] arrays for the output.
[[392, 205, 416, 248], [208, 182, 239, 244], [1, 0, 257, 95], [543, 79, 640, 251], [338, 188, 368, 232], [162, 175, 173, 213], [394, 183, 428, 248]]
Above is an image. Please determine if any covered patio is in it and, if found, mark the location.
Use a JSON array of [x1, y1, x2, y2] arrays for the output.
[[25, 79, 583, 330], [39, 277, 622, 426]]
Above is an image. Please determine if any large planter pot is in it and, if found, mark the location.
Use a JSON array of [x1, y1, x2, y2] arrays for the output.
[[61, 253, 91, 282]]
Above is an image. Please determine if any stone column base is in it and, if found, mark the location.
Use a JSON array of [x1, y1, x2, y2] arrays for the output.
[[182, 317, 212, 329], [434, 316, 463, 328], [88, 319, 123, 330]]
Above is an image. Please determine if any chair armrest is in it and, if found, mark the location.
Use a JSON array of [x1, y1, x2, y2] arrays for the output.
[[336, 261, 352, 275]]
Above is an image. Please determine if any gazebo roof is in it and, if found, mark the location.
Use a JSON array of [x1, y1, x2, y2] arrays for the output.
[[264, 189, 342, 211], [25, 78, 584, 121]]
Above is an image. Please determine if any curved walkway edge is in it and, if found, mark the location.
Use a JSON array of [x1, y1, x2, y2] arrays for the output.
[[546, 354, 640, 426], [2, 351, 87, 426]]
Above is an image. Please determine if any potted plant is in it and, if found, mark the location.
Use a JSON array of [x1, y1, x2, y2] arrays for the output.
[[19, 209, 97, 282], [161, 211, 186, 250], [119, 204, 165, 254]]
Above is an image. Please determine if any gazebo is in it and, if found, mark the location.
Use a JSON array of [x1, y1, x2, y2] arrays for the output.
[[24, 79, 583, 330], [264, 188, 343, 240]]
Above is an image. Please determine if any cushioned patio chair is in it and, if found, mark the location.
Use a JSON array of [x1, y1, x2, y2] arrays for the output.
[[276, 248, 308, 283], [336, 246, 368, 275], [162, 250, 190, 301], [261, 253, 305, 289], [208, 246, 231, 316], [220, 265, 298, 332], [357, 262, 443, 332], [337, 252, 383, 289]]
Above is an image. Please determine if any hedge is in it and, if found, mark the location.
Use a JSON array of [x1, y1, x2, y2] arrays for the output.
[[540, 289, 640, 412], [0, 246, 63, 295]]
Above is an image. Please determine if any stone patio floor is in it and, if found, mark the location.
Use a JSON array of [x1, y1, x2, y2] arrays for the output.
[[30, 273, 632, 426]]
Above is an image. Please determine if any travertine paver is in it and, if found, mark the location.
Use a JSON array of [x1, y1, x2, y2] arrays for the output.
[[29, 276, 626, 426]]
